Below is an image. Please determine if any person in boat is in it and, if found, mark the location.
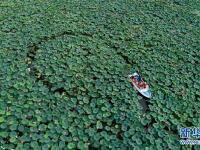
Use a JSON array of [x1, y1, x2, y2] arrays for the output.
[[129, 70, 151, 98], [133, 72, 142, 82], [139, 82, 149, 89], [131, 72, 149, 90]]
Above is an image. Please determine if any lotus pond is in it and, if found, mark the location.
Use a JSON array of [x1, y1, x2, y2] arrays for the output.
[[0, 0, 200, 149]]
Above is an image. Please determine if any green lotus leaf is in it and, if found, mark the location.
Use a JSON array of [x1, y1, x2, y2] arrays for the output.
[[67, 142, 76, 149], [96, 121, 103, 129], [0, 117, 5, 123], [0, 131, 8, 138]]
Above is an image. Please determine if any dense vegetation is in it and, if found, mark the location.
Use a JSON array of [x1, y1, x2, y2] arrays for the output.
[[0, 0, 200, 149]]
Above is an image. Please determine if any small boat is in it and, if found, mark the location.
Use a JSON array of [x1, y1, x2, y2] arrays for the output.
[[128, 72, 152, 98]]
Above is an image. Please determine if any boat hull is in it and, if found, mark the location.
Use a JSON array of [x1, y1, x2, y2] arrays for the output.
[[129, 75, 152, 98], [132, 82, 151, 98]]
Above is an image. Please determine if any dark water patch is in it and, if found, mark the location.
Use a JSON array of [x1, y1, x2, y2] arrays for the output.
[[143, 118, 156, 132], [116, 52, 132, 65], [53, 87, 66, 95], [144, 43, 154, 48], [89, 145, 98, 150], [138, 92, 150, 112], [116, 131, 123, 140]]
